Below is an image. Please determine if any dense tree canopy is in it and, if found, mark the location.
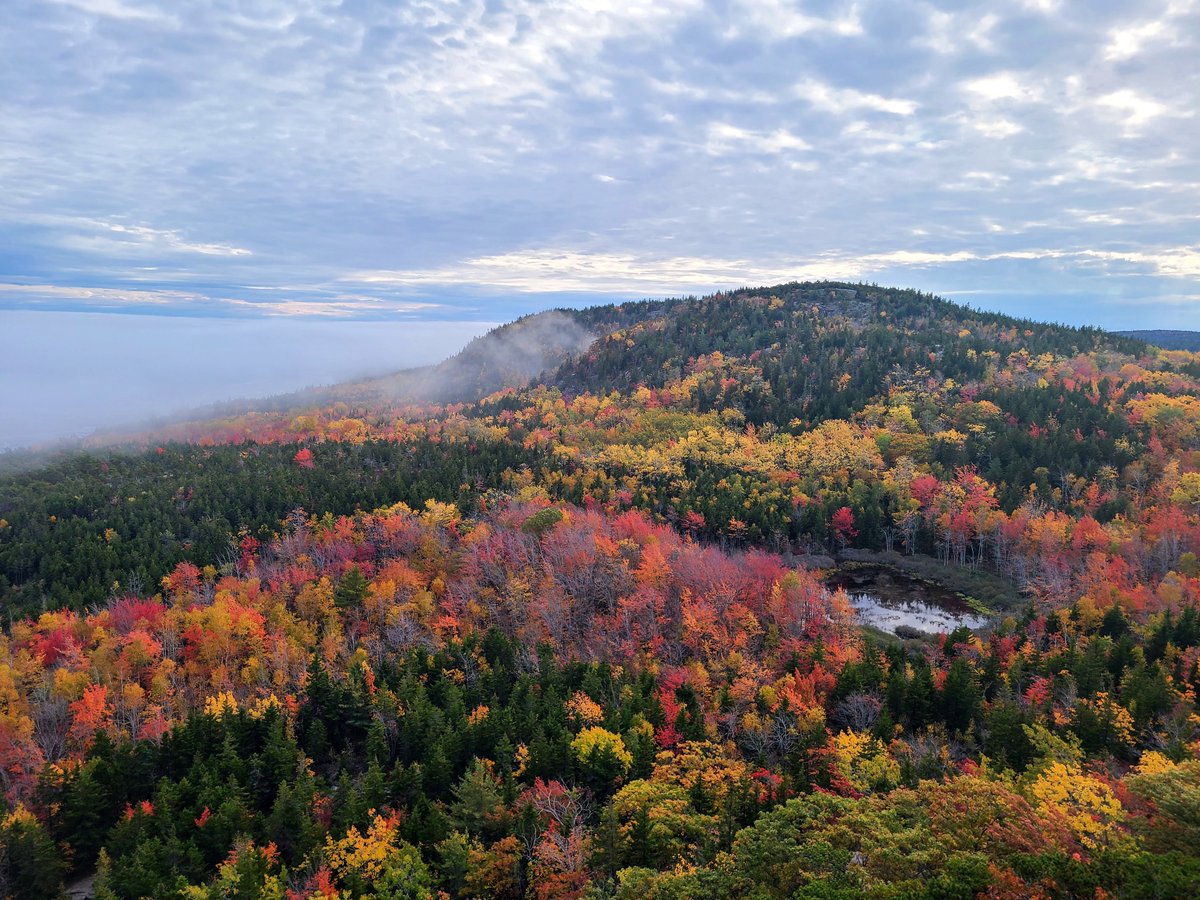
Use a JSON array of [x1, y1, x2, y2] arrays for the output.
[[1, 282, 1199, 898]]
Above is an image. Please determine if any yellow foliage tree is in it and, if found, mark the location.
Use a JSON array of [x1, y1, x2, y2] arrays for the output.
[[1028, 761, 1125, 850]]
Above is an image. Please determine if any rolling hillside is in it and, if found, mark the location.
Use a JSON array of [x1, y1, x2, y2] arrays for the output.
[[2, 283, 1199, 898]]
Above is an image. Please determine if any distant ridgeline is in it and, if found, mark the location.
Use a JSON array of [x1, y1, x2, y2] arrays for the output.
[[1118, 329, 1200, 352], [0, 282, 1199, 898]]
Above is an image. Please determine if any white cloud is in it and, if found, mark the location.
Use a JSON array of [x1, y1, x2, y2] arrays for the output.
[[1036, 146, 1138, 186], [345, 249, 896, 293], [223, 298, 442, 318], [1079, 246, 1200, 277], [862, 250, 978, 266], [341, 242, 1200, 296], [727, 0, 863, 40], [647, 78, 780, 105], [1103, 2, 1196, 60], [1096, 89, 1170, 128], [964, 73, 1042, 103], [342, 249, 912, 294], [966, 13, 1002, 52], [921, 10, 1002, 54], [0, 281, 443, 317], [972, 118, 1024, 138], [1105, 21, 1168, 61], [794, 79, 917, 116], [9, 215, 254, 258], [0, 282, 202, 306], [840, 120, 920, 154], [860, 246, 1200, 279], [380, 0, 703, 122], [58, 227, 251, 258], [705, 123, 811, 156], [99, 222, 253, 256], [346, 251, 787, 294], [48, 0, 173, 23]]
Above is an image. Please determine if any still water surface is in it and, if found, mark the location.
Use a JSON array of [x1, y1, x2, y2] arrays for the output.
[[826, 565, 989, 635]]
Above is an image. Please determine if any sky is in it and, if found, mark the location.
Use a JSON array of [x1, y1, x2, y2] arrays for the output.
[[1, 1, 1199, 443]]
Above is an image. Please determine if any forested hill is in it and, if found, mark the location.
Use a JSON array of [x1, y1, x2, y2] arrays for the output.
[[265, 281, 1151, 418], [548, 282, 1149, 419]]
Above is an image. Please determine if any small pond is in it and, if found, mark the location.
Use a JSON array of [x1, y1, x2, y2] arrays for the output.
[[825, 565, 990, 636]]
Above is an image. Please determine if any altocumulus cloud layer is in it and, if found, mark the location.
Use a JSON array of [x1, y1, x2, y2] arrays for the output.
[[1, 0, 1198, 326]]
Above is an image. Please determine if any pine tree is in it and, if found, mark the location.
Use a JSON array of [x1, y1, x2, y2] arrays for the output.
[[335, 565, 369, 609], [940, 658, 980, 735]]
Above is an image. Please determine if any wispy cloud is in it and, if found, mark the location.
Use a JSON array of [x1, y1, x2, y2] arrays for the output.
[[68, 220, 253, 257], [963, 73, 1043, 103], [222, 297, 443, 318], [794, 79, 917, 116], [1095, 89, 1172, 130], [0, 282, 443, 317], [347, 251, 784, 294], [704, 123, 812, 157], [342, 244, 1200, 295], [1103, 1, 1196, 60], [726, 0, 863, 39], [0, 282, 202, 307], [48, 0, 173, 23]]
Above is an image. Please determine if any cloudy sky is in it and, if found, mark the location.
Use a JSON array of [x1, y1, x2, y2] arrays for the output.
[[2, 0, 1198, 325], [2, 0, 1199, 444]]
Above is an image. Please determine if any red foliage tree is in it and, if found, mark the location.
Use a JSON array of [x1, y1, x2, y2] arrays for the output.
[[831, 506, 858, 550]]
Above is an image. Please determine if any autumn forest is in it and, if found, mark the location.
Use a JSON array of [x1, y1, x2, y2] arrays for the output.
[[1, 282, 1199, 898]]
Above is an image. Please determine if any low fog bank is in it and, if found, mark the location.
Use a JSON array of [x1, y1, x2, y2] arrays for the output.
[[0, 311, 493, 449], [353, 309, 601, 403]]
